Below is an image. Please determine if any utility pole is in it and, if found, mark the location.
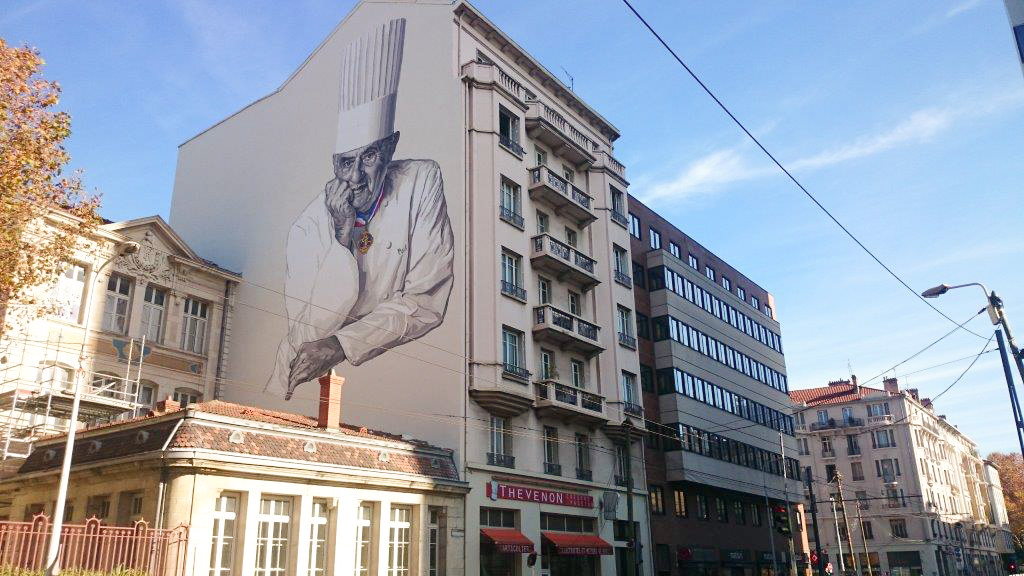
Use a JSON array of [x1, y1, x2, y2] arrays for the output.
[[854, 497, 873, 576], [995, 329, 1024, 457], [780, 432, 798, 576], [830, 497, 845, 575], [834, 474, 860, 576], [624, 419, 636, 576], [805, 468, 825, 576], [764, 481, 780, 576]]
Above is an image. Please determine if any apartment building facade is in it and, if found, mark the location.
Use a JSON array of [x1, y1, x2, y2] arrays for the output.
[[169, 1, 649, 574], [792, 377, 1010, 576], [626, 198, 806, 576], [0, 212, 239, 477]]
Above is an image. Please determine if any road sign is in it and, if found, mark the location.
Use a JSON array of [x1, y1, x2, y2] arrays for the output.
[[811, 553, 819, 564]]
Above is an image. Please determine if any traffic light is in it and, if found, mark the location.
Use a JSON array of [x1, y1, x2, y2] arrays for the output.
[[772, 504, 791, 536]]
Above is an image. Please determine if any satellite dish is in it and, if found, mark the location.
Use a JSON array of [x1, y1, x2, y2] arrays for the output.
[[602, 491, 619, 520]]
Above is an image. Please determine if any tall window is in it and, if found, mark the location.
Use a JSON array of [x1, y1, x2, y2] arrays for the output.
[[536, 210, 549, 234], [498, 106, 521, 153], [737, 287, 746, 301], [543, 426, 559, 468], [628, 213, 641, 238], [617, 306, 633, 337], [751, 503, 762, 526], [539, 349, 554, 380], [610, 187, 625, 217], [562, 165, 575, 183], [613, 245, 628, 274], [751, 296, 759, 309], [622, 371, 638, 406], [499, 178, 522, 227], [673, 489, 687, 517], [564, 227, 577, 248], [428, 508, 444, 576], [490, 416, 513, 458], [890, 518, 908, 538], [500, 250, 522, 291], [649, 486, 664, 515], [570, 359, 584, 388], [722, 276, 731, 291], [696, 494, 709, 520], [52, 263, 86, 322], [255, 497, 291, 576], [307, 499, 329, 576], [715, 498, 728, 522], [538, 277, 551, 304], [501, 327, 524, 372], [102, 274, 132, 333], [141, 285, 166, 343], [668, 242, 681, 259], [534, 146, 547, 167], [705, 266, 715, 281], [387, 506, 412, 576], [568, 291, 581, 316], [649, 228, 661, 249], [354, 503, 374, 576], [575, 433, 591, 473], [209, 493, 238, 576], [182, 298, 209, 353]]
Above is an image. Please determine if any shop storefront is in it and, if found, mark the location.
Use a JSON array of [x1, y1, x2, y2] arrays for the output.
[[481, 526, 535, 576], [680, 547, 721, 576], [721, 549, 755, 576]]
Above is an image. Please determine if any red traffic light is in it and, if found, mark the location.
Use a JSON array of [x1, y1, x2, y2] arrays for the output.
[[678, 547, 693, 561], [773, 505, 787, 514]]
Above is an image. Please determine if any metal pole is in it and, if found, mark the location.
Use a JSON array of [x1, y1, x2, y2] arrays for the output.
[[805, 468, 825, 576], [765, 480, 780, 576], [624, 419, 635, 576], [835, 475, 859, 576], [44, 243, 135, 576], [994, 329, 1024, 458], [831, 497, 845, 574], [854, 497, 873, 576], [781, 432, 798, 576]]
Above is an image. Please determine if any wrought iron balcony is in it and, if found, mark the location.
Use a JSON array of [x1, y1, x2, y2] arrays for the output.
[[821, 448, 836, 459], [498, 133, 524, 158], [527, 166, 595, 227], [502, 363, 531, 382], [544, 462, 562, 476], [809, 417, 864, 432], [867, 414, 893, 425], [500, 280, 527, 302], [618, 332, 637, 349], [498, 205, 524, 229], [532, 305, 603, 356], [623, 402, 643, 417], [610, 209, 628, 228], [525, 100, 596, 168], [576, 468, 593, 481], [847, 446, 862, 456], [488, 452, 515, 468], [614, 270, 632, 288], [530, 234, 600, 290], [534, 380, 607, 425]]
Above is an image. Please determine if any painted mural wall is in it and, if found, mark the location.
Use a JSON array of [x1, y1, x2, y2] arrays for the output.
[[170, 1, 465, 456]]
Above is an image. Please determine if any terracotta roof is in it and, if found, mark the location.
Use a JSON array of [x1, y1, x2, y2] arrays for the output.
[[19, 400, 460, 482], [789, 382, 890, 407]]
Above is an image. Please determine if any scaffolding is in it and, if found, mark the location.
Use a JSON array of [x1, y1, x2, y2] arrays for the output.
[[0, 330, 146, 461]]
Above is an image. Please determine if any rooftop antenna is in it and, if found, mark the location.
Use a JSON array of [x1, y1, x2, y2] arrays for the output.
[[560, 66, 574, 92], [847, 358, 854, 377]]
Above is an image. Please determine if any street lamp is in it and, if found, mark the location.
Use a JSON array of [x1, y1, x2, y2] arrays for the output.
[[921, 282, 1024, 458], [44, 240, 139, 576]]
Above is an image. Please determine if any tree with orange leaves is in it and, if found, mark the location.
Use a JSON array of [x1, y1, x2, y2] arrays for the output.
[[0, 38, 100, 337], [987, 451, 1024, 554]]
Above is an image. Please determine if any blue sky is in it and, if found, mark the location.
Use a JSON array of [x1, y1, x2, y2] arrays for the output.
[[4, 0, 1023, 454]]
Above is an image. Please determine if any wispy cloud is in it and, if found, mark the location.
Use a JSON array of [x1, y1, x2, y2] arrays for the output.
[[946, 0, 983, 19], [789, 108, 951, 171], [638, 146, 768, 204]]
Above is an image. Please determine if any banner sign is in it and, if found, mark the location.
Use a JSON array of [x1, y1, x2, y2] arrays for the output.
[[487, 481, 593, 508]]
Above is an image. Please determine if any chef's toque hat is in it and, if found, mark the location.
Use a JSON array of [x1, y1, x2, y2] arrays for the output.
[[336, 18, 406, 154]]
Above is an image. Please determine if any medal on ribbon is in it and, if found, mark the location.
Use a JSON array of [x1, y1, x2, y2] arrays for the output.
[[353, 189, 385, 255]]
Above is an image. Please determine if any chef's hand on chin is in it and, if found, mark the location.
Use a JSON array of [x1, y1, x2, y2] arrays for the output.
[[286, 336, 346, 399], [324, 178, 356, 246]]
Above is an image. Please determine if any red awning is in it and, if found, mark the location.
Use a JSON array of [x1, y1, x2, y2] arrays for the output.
[[480, 528, 535, 554], [541, 532, 614, 556]]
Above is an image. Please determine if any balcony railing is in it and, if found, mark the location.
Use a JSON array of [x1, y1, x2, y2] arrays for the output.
[[527, 166, 595, 226], [576, 468, 593, 481], [500, 280, 527, 302], [525, 100, 596, 164], [574, 250, 596, 274], [532, 305, 602, 355], [618, 332, 637, 349], [502, 363, 531, 381], [497, 67, 524, 101], [499, 133, 524, 157], [581, 391, 603, 412], [544, 462, 562, 476], [488, 452, 515, 468], [847, 446, 862, 456], [809, 417, 864, 431], [534, 381, 606, 424], [868, 415, 894, 425], [610, 209, 628, 227], [614, 270, 632, 288], [624, 402, 643, 417], [821, 448, 836, 458], [498, 205, 524, 229]]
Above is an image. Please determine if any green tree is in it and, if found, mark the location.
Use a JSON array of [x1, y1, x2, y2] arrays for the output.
[[0, 38, 100, 337]]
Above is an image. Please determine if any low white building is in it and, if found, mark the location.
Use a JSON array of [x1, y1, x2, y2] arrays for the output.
[[0, 373, 468, 575], [791, 377, 1008, 576]]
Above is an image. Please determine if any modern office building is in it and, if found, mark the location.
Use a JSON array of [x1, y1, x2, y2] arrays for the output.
[[170, 1, 649, 574], [0, 211, 239, 477], [792, 377, 1009, 576], [627, 197, 806, 576]]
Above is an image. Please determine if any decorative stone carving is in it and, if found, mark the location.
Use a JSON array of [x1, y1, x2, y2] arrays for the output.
[[121, 232, 173, 283]]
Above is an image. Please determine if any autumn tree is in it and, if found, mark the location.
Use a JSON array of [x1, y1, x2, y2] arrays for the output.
[[987, 451, 1024, 553], [0, 38, 100, 338]]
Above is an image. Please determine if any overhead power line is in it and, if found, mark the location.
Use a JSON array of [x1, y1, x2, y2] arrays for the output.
[[619, 0, 987, 341]]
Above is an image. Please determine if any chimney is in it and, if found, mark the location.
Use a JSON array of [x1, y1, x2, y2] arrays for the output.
[[851, 374, 859, 393], [317, 371, 345, 430], [883, 377, 899, 395], [151, 395, 180, 415], [907, 388, 919, 401]]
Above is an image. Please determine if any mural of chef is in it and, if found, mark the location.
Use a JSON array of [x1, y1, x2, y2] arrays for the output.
[[268, 18, 455, 400]]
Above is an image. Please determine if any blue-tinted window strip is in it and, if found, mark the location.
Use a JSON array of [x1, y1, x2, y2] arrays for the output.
[[657, 367, 795, 436], [662, 422, 802, 480]]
